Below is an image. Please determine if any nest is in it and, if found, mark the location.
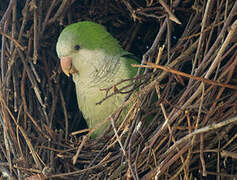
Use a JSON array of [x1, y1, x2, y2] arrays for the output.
[[0, 0, 237, 179]]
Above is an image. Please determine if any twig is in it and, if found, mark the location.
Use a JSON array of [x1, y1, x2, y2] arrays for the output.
[[200, 133, 207, 176], [72, 135, 88, 165], [192, 0, 212, 74], [143, 116, 237, 179], [196, 1, 237, 75], [0, 0, 16, 28], [41, 0, 57, 34], [31, 0, 38, 64], [158, 0, 181, 24], [110, 117, 126, 156], [0, 30, 25, 51], [132, 62, 237, 90], [59, 89, 68, 141], [0, 93, 42, 169]]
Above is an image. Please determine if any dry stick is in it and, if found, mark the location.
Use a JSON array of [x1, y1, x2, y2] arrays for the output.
[[37, 0, 43, 34], [41, 0, 57, 34], [1, 20, 9, 84], [78, 141, 112, 180], [205, 19, 237, 79], [32, 0, 38, 64], [203, 1, 222, 56], [155, 84, 186, 177], [166, 18, 171, 63], [112, 113, 138, 180], [16, 48, 45, 108], [202, 53, 237, 125], [10, 1, 18, 113], [135, 9, 166, 20], [107, 103, 137, 149], [143, 116, 237, 179], [169, 146, 192, 180], [0, 0, 16, 28], [0, 20, 15, 178], [15, 106, 25, 178], [121, 0, 134, 19], [158, 0, 181, 24], [217, 140, 221, 180], [110, 117, 126, 157], [0, 93, 42, 169], [72, 135, 88, 165], [153, 144, 191, 180], [195, 15, 237, 128], [12, 73, 17, 112], [0, 30, 24, 51], [221, 150, 237, 159], [221, 42, 237, 61], [127, 129, 139, 180], [25, 111, 50, 140], [59, 89, 68, 141], [120, 20, 170, 173], [115, 103, 141, 180], [200, 171, 237, 178], [200, 133, 207, 176], [180, 21, 224, 41], [129, 111, 147, 179], [123, 18, 165, 130], [53, 153, 120, 179], [156, 84, 185, 155], [222, 130, 237, 150], [138, 17, 167, 76], [134, 144, 141, 180], [184, 111, 192, 178], [4, 0, 30, 103], [16, 48, 49, 126], [119, 109, 142, 180], [29, 61, 41, 83], [132, 62, 237, 90], [20, 69, 28, 130], [143, 52, 235, 148], [141, 9, 236, 155], [192, 0, 211, 74], [128, 42, 198, 164], [0, 99, 14, 177], [9, 3, 16, 104], [13, 166, 43, 174], [97, 77, 144, 105], [48, 0, 71, 24], [3, 127, 13, 177], [48, 83, 59, 128], [139, 40, 199, 152], [196, 1, 237, 76], [0, 143, 11, 177], [197, 85, 206, 177]]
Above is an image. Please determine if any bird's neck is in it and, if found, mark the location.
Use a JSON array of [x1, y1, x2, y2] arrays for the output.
[[72, 49, 121, 88]]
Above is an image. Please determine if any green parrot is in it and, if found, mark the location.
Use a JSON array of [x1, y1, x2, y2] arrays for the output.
[[56, 21, 138, 138]]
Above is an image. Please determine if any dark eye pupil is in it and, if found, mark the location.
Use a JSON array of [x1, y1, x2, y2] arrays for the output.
[[74, 45, 80, 50]]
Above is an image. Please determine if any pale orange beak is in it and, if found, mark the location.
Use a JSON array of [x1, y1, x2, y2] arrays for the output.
[[60, 57, 78, 76]]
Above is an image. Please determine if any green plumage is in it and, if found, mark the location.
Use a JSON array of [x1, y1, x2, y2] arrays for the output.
[[56, 21, 138, 138]]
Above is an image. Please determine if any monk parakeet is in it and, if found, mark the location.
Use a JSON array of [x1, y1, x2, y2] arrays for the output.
[[56, 21, 138, 138]]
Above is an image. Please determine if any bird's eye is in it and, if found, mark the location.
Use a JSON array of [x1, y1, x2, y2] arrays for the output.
[[74, 45, 80, 51]]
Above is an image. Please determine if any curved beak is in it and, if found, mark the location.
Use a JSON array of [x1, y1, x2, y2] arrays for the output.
[[60, 57, 78, 76]]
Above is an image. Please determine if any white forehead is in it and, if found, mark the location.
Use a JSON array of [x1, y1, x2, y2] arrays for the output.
[[56, 30, 76, 58]]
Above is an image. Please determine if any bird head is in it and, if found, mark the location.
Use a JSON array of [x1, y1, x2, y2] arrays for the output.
[[56, 21, 122, 77]]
